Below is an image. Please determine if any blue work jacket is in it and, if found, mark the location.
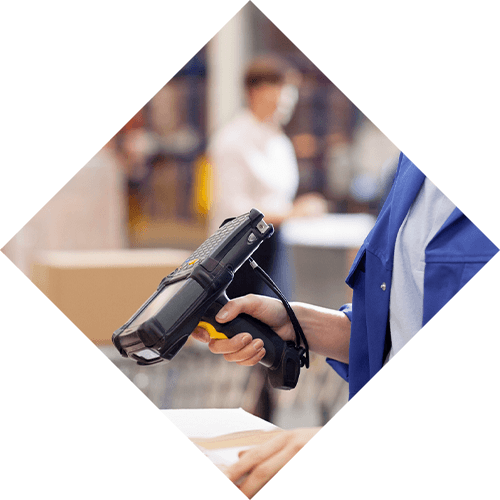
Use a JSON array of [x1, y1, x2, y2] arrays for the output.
[[327, 153, 498, 399]]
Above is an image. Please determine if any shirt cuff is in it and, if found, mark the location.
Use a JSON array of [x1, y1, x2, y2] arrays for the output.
[[325, 303, 352, 382]]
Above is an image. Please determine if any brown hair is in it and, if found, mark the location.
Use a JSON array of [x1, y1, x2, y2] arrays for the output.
[[244, 55, 297, 90]]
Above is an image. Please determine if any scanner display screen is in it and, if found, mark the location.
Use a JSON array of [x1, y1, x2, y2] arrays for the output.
[[127, 280, 188, 329], [134, 348, 160, 361]]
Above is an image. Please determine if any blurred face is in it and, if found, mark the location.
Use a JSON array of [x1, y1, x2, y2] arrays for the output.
[[248, 83, 283, 121], [248, 82, 299, 126]]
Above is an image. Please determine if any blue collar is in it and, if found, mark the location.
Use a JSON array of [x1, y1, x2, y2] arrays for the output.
[[363, 153, 426, 270]]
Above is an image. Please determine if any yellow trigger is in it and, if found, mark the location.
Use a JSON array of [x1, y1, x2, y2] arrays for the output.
[[197, 321, 228, 340]]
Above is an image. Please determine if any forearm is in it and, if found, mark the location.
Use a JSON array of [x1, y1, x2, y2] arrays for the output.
[[291, 302, 351, 364]]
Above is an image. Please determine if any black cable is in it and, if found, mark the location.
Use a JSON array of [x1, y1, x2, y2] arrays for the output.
[[248, 257, 310, 368]]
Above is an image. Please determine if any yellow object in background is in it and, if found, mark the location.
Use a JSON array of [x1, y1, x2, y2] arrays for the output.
[[192, 155, 213, 216]]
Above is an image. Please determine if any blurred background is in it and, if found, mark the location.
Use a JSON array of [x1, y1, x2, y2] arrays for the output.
[[1, 3, 398, 429]]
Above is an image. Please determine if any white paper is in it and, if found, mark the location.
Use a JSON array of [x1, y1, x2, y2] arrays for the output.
[[163, 408, 280, 467], [194, 444, 254, 468], [162, 408, 278, 439]]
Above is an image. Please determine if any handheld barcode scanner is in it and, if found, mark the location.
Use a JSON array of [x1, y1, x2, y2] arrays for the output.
[[112, 209, 308, 390]]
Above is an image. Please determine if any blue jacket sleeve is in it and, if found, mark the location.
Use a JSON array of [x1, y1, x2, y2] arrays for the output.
[[325, 303, 352, 382]]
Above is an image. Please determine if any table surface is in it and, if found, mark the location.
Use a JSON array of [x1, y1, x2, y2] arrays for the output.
[[281, 213, 375, 248]]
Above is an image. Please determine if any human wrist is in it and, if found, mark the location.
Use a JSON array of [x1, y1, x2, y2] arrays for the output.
[[290, 302, 351, 362]]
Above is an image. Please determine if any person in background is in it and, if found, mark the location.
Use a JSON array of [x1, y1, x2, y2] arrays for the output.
[[207, 54, 327, 302]]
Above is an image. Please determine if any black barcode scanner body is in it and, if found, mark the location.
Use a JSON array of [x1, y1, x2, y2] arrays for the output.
[[112, 209, 302, 390]]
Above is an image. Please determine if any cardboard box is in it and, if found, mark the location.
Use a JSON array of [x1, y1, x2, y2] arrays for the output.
[[31, 249, 191, 344]]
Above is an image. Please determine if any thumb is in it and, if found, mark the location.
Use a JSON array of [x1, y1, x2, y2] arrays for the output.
[[215, 295, 263, 323]]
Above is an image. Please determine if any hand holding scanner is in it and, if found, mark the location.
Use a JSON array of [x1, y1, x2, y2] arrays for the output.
[[112, 209, 304, 390], [199, 294, 301, 389]]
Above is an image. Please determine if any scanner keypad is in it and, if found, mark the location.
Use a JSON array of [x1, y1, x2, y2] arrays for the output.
[[166, 212, 250, 281]]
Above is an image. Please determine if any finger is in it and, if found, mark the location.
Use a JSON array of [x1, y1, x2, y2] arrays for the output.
[[215, 294, 266, 324], [225, 432, 288, 484], [191, 327, 210, 343], [208, 332, 253, 354], [235, 347, 266, 366], [238, 446, 295, 499], [223, 339, 265, 364]]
